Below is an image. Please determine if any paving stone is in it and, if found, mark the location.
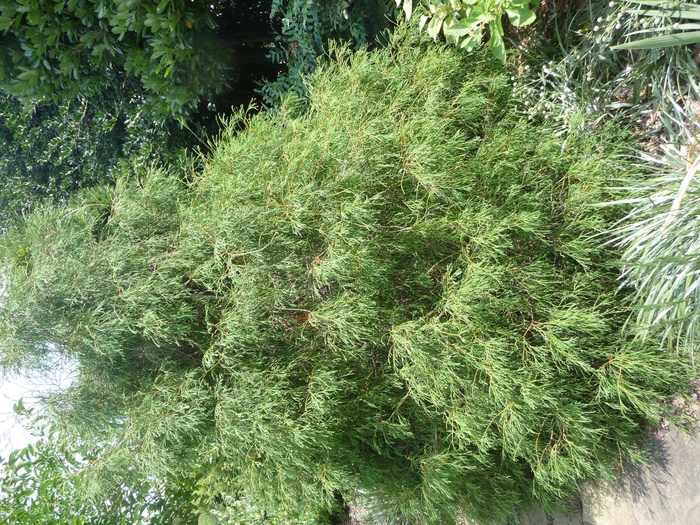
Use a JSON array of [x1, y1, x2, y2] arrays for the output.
[[580, 428, 700, 525], [353, 428, 700, 525]]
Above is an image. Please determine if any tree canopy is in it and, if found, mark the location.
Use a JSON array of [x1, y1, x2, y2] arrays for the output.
[[0, 0, 231, 118], [0, 420, 200, 524], [0, 29, 690, 524]]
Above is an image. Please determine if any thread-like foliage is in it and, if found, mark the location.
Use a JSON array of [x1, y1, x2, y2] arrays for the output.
[[0, 30, 690, 524]]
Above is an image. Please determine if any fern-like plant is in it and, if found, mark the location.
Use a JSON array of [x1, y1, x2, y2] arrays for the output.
[[260, 0, 396, 108]]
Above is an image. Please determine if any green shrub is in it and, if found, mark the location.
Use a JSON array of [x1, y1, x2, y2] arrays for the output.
[[0, 30, 690, 524], [0, 0, 229, 118]]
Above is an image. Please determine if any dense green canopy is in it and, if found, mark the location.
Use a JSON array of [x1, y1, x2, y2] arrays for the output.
[[0, 31, 689, 524], [0, 0, 230, 117], [0, 82, 204, 231]]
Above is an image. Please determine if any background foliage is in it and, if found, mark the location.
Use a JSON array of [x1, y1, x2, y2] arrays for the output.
[[0, 78, 208, 232], [410, 0, 537, 62], [260, 0, 397, 107], [0, 0, 230, 118], [0, 418, 200, 524], [0, 29, 691, 524]]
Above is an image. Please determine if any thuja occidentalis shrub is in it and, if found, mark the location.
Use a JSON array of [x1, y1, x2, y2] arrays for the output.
[[0, 28, 690, 525]]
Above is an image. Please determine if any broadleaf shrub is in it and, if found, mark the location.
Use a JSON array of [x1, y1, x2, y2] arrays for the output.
[[0, 78, 204, 232], [0, 30, 689, 524], [407, 0, 537, 62], [0, 0, 229, 118]]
